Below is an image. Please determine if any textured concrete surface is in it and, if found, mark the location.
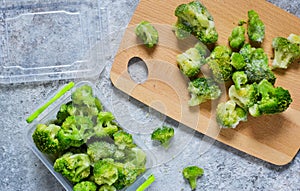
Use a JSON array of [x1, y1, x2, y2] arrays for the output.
[[1, 0, 300, 191]]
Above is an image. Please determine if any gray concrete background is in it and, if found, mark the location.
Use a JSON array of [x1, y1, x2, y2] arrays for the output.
[[0, 0, 300, 190]]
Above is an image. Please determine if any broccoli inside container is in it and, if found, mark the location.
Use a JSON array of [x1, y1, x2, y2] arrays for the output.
[[27, 81, 155, 191]]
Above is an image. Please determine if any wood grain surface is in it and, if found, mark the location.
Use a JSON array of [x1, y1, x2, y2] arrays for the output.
[[110, 0, 300, 165]]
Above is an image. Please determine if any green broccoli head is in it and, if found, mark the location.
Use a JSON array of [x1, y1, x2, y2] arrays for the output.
[[55, 101, 75, 125], [32, 124, 65, 154], [187, 77, 221, 106], [216, 100, 247, 128], [113, 131, 136, 150], [232, 71, 248, 90], [249, 79, 292, 117], [173, 18, 192, 39], [230, 52, 246, 70], [239, 43, 255, 63], [247, 10, 265, 43], [94, 112, 119, 138], [287, 33, 300, 45], [244, 48, 276, 84], [182, 166, 204, 190], [272, 37, 300, 69], [73, 181, 97, 191], [98, 184, 117, 191], [135, 20, 159, 48], [87, 141, 117, 163], [53, 152, 91, 183], [229, 83, 258, 110], [228, 26, 246, 49], [174, 1, 218, 44], [151, 126, 174, 148], [207, 45, 234, 82], [93, 159, 118, 186]]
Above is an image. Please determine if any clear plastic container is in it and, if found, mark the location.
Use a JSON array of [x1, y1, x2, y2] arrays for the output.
[[26, 81, 155, 191], [0, 0, 109, 84]]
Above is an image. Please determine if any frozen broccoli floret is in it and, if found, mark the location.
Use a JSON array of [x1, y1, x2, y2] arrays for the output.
[[230, 52, 246, 70], [98, 184, 117, 191], [151, 126, 174, 148], [94, 112, 119, 138], [54, 152, 91, 183], [232, 71, 248, 90], [125, 147, 147, 168], [176, 42, 208, 78], [87, 141, 117, 163], [182, 166, 204, 190], [228, 26, 246, 49], [239, 43, 255, 63], [93, 159, 118, 186], [32, 124, 65, 154], [173, 18, 192, 39], [135, 20, 159, 48], [248, 79, 292, 117], [187, 77, 221, 106], [247, 10, 265, 43], [272, 37, 300, 69], [55, 101, 76, 126], [73, 181, 97, 191], [287, 33, 300, 45], [113, 131, 136, 150], [174, 1, 218, 44], [216, 100, 247, 128], [206, 45, 234, 82]]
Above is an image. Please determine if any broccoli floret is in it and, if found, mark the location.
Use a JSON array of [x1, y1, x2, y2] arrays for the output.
[[232, 71, 248, 90], [94, 112, 119, 138], [54, 152, 91, 183], [272, 37, 300, 69], [125, 147, 147, 168], [206, 45, 234, 82], [32, 124, 65, 154], [151, 126, 174, 148], [135, 20, 159, 48], [55, 101, 76, 125], [98, 184, 117, 191], [247, 10, 265, 43], [57, 116, 94, 148], [182, 166, 204, 190], [249, 79, 292, 117], [87, 141, 117, 163], [113, 131, 136, 150], [174, 1, 218, 44], [113, 150, 126, 162], [187, 77, 221, 106], [230, 52, 246, 70], [176, 42, 208, 78], [93, 159, 118, 186], [173, 18, 192, 39], [216, 100, 247, 128], [73, 181, 97, 191], [239, 43, 255, 63], [228, 26, 246, 49], [244, 48, 276, 84], [287, 33, 300, 45]]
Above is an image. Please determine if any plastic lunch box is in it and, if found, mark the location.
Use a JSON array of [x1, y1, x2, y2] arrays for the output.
[[26, 81, 155, 191]]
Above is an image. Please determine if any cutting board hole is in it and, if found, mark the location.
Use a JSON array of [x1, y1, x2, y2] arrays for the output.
[[128, 57, 148, 84]]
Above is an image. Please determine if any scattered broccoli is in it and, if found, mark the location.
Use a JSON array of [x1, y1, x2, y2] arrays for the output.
[[98, 184, 117, 191], [187, 77, 221, 106], [151, 126, 174, 148], [93, 159, 119, 186], [230, 52, 246, 70], [176, 42, 208, 78], [216, 100, 247, 128], [87, 141, 117, 163], [32, 124, 64, 154], [174, 1, 218, 44], [73, 181, 97, 191], [287, 33, 300, 45], [206, 45, 234, 82], [94, 112, 119, 138], [247, 10, 265, 43], [248, 79, 292, 117], [54, 152, 91, 183], [271, 37, 300, 69], [113, 131, 136, 150], [228, 26, 246, 49], [135, 20, 159, 48], [182, 166, 204, 190]]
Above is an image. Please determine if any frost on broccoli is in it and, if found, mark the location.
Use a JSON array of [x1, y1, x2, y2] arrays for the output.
[[174, 1, 218, 44], [135, 20, 159, 48], [188, 77, 221, 106], [176, 42, 208, 78], [113, 131, 136, 150], [87, 141, 117, 163], [94, 112, 120, 138], [182, 166, 204, 190], [216, 100, 247, 128], [230, 52, 246, 71], [228, 26, 246, 50], [93, 159, 119, 186], [73, 181, 97, 191], [247, 10, 265, 43], [206, 45, 234, 82], [98, 184, 117, 191], [287, 33, 300, 45], [272, 37, 300, 69], [151, 126, 174, 148]]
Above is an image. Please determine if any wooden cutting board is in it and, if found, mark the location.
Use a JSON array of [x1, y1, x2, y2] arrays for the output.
[[110, 0, 300, 165]]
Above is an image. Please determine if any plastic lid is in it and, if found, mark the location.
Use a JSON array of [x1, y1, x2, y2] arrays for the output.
[[0, 0, 109, 84]]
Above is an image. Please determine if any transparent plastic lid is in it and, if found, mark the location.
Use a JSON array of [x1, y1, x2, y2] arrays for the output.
[[0, 0, 109, 84]]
